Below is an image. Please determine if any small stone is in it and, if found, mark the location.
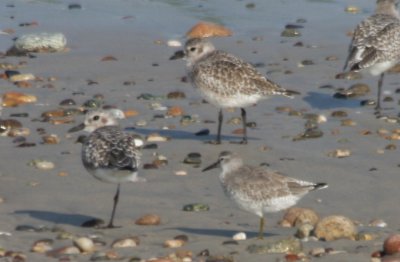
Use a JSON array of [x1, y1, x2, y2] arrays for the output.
[[369, 219, 388, 228], [59, 98, 76, 106], [341, 119, 356, 126], [73, 237, 95, 252], [167, 91, 186, 99], [167, 40, 182, 47], [314, 215, 357, 241], [247, 237, 302, 254], [101, 55, 117, 61], [182, 203, 209, 212], [384, 234, 400, 255], [164, 239, 185, 248], [331, 111, 348, 118], [135, 214, 161, 225], [68, 3, 82, 9], [309, 247, 326, 257], [175, 170, 187, 176], [47, 246, 80, 258], [42, 134, 60, 144], [9, 73, 35, 82], [111, 236, 140, 248], [360, 99, 376, 107], [7, 127, 30, 137], [232, 232, 246, 241], [356, 231, 378, 241], [12, 32, 67, 54], [292, 128, 323, 141], [31, 239, 53, 253], [281, 28, 301, 37], [345, 5, 360, 14], [327, 149, 351, 158], [29, 159, 55, 170], [167, 106, 184, 117]]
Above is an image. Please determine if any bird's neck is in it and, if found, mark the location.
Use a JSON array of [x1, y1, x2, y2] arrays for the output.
[[376, 2, 400, 18]]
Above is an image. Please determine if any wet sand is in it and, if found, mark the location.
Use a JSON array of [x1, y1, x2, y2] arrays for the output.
[[0, 0, 399, 261]]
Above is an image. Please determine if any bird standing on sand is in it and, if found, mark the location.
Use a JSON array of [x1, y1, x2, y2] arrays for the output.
[[202, 151, 327, 239], [69, 110, 145, 228], [343, 0, 400, 115], [170, 38, 299, 144]]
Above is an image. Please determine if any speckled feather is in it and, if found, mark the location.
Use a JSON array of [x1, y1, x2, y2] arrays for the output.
[[82, 126, 141, 174], [344, 1, 400, 71]]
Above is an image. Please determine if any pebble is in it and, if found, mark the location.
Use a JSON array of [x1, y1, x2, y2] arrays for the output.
[[247, 237, 302, 254], [13, 32, 67, 53], [345, 5, 360, 14], [183, 152, 202, 165], [292, 128, 323, 141], [28, 159, 55, 170], [369, 219, 388, 228], [281, 28, 301, 37], [186, 22, 232, 39], [232, 232, 247, 241], [111, 236, 140, 248], [360, 99, 376, 107], [280, 207, 320, 227], [335, 71, 362, 80], [314, 215, 357, 241], [341, 119, 356, 126], [164, 239, 185, 248], [167, 106, 184, 117], [31, 239, 53, 253], [175, 170, 187, 176], [42, 134, 60, 144], [309, 247, 326, 257], [167, 91, 186, 99], [3, 91, 37, 107], [295, 223, 314, 239], [47, 246, 80, 258], [135, 214, 161, 225], [182, 203, 209, 212], [327, 149, 351, 158], [384, 234, 400, 255], [331, 110, 348, 118], [356, 231, 378, 241], [73, 237, 95, 252], [9, 73, 35, 82]]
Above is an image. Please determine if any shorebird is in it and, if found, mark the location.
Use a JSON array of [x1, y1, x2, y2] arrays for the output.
[[69, 109, 145, 228], [343, 0, 400, 114], [202, 151, 327, 239], [170, 38, 299, 144]]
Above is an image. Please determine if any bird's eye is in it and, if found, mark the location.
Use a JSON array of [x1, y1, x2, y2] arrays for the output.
[[190, 47, 196, 52], [93, 115, 100, 121]]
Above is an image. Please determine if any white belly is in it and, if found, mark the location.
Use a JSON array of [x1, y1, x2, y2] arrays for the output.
[[199, 88, 263, 108], [367, 61, 397, 76], [87, 168, 145, 183]]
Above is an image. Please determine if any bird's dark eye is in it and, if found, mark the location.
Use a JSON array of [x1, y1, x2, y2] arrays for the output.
[[190, 47, 196, 52], [93, 115, 100, 121]]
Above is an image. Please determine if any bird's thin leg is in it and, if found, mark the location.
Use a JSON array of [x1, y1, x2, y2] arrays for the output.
[[240, 108, 248, 144], [107, 183, 120, 228], [375, 73, 384, 115], [216, 109, 223, 144], [258, 216, 265, 239]]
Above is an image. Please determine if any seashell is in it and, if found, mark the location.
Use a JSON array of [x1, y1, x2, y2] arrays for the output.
[[14, 32, 67, 53], [42, 134, 60, 144], [167, 40, 182, 47], [73, 237, 95, 252], [9, 73, 35, 82], [186, 22, 232, 39], [232, 232, 246, 241], [31, 239, 53, 253], [135, 214, 161, 225], [163, 239, 185, 248], [146, 133, 169, 142], [111, 236, 140, 248], [280, 207, 320, 227], [314, 215, 357, 241], [8, 127, 30, 137]]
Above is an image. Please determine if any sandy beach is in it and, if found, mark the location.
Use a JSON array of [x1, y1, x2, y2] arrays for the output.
[[0, 0, 400, 261]]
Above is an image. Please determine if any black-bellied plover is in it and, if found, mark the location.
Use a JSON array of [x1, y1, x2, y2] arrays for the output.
[[202, 151, 327, 239], [170, 38, 299, 144], [69, 109, 145, 228], [343, 0, 400, 114]]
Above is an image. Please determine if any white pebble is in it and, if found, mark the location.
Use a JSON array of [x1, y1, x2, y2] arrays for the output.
[[15, 32, 67, 52], [175, 170, 187, 176], [232, 232, 247, 241]]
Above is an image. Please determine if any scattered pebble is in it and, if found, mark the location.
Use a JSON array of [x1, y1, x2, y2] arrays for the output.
[[28, 159, 55, 170], [73, 237, 95, 252], [279, 207, 320, 227], [135, 214, 161, 225], [186, 22, 232, 39], [11, 32, 67, 54], [164, 239, 185, 248], [327, 149, 351, 158], [31, 239, 53, 253], [182, 203, 209, 212], [314, 215, 357, 241], [232, 232, 246, 241], [111, 236, 140, 248]]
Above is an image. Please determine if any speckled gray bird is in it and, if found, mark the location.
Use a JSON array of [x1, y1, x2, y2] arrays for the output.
[[70, 110, 145, 228], [202, 151, 327, 239], [170, 38, 299, 144], [344, 0, 400, 114]]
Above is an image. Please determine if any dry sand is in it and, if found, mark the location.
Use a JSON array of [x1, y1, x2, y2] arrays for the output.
[[0, 0, 399, 261]]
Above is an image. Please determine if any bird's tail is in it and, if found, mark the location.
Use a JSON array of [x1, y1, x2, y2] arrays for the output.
[[312, 183, 328, 191], [275, 88, 301, 98]]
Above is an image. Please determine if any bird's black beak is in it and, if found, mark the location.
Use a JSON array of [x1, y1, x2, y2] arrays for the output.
[[169, 50, 185, 60], [202, 159, 221, 172], [68, 122, 85, 133]]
